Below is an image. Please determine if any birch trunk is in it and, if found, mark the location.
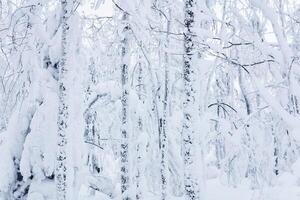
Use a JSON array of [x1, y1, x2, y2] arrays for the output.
[[56, 0, 72, 199], [160, 9, 170, 200], [135, 49, 145, 200], [120, 11, 131, 200], [182, 0, 201, 199]]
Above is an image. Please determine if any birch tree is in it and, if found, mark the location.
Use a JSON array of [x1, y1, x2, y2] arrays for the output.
[[56, 0, 74, 199], [155, 1, 171, 199], [182, 0, 202, 199], [120, 10, 131, 200]]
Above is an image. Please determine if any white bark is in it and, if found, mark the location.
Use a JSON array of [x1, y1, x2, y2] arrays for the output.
[[56, 0, 73, 199], [120, 12, 131, 200], [182, 0, 201, 199], [160, 9, 170, 200]]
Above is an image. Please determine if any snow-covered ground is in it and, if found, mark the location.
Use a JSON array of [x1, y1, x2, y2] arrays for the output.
[[21, 160, 300, 200], [206, 178, 300, 200], [78, 177, 300, 200], [77, 162, 300, 200], [206, 160, 300, 200]]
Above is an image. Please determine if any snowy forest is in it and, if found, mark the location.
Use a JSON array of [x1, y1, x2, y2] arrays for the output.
[[1, 0, 300, 199]]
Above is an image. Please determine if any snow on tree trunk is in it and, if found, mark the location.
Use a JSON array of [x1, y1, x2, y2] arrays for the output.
[[160, 9, 171, 200], [135, 48, 145, 200], [135, 70, 142, 200], [182, 0, 201, 199], [56, 0, 73, 199], [120, 11, 131, 200]]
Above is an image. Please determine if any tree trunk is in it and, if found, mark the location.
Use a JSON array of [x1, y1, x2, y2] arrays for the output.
[[160, 9, 171, 200], [182, 0, 201, 199], [135, 47, 145, 200], [120, 11, 131, 200], [56, 0, 72, 199]]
